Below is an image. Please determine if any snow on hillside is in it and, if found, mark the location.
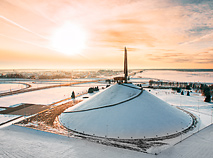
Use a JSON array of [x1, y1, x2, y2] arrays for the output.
[[65, 84, 140, 112], [60, 84, 192, 139], [146, 88, 213, 130]]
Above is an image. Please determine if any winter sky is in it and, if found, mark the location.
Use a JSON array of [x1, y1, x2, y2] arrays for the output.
[[0, 0, 212, 69]]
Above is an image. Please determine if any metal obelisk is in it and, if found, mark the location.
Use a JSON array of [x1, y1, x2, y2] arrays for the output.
[[124, 47, 128, 83]]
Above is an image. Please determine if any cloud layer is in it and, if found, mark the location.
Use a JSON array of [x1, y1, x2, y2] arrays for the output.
[[0, 0, 212, 69]]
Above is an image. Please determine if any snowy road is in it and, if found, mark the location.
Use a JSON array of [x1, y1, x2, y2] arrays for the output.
[[0, 80, 102, 97]]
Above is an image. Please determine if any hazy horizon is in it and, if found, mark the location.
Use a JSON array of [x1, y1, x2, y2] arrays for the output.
[[0, 68, 213, 72]]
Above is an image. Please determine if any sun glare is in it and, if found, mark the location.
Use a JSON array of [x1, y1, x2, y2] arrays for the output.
[[51, 22, 87, 55]]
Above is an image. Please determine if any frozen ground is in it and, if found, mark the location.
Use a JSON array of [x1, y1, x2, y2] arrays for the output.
[[0, 114, 21, 124], [140, 88, 212, 151], [0, 83, 107, 125], [0, 71, 212, 157], [129, 78, 150, 86], [134, 70, 213, 83], [0, 125, 146, 158], [145, 88, 213, 128], [0, 78, 107, 93], [0, 86, 91, 107], [0, 83, 26, 93], [0, 108, 6, 111], [0, 123, 213, 158]]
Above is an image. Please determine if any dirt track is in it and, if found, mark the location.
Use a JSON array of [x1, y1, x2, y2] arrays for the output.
[[15, 100, 82, 136]]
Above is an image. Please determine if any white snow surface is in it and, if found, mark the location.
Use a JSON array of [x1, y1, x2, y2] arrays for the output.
[[0, 77, 213, 157], [65, 84, 140, 111], [145, 88, 213, 130], [0, 108, 6, 111], [0, 86, 89, 107], [0, 125, 146, 158], [60, 84, 192, 139], [1, 121, 213, 158], [0, 114, 21, 124], [0, 83, 25, 93], [134, 70, 213, 83]]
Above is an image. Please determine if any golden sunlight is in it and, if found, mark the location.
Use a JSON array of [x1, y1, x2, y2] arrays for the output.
[[50, 22, 87, 55]]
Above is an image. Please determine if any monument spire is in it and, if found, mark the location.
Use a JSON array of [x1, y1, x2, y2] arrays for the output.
[[124, 47, 128, 83]]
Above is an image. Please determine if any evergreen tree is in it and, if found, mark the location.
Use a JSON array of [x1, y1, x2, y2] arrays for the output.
[[71, 91, 75, 99], [204, 94, 211, 102], [187, 91, 190, 96], [177, 88, 181, 93], [88, 87, 94, 93], [149, 80, 153, 86], [204, 92, 211, 102]]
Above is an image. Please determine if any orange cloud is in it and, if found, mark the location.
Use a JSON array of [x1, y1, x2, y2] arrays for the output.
[[0, 0, 212, 69]]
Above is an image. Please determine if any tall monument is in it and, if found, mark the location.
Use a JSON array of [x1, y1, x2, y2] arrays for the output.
[[113, 47, 128, 83], [124, 47, 128, 83]]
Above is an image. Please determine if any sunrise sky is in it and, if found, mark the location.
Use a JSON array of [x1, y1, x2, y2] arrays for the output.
[[0, 0, 212, 69]]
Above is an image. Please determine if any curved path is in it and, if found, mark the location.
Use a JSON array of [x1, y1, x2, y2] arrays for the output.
[[59, 109, 197, 153], [62, 112, 196, 141], [0, 79, 102, 97], [0, 82, 31, 94], [64, 84, 143, 113], [60, 83, 197, 144]]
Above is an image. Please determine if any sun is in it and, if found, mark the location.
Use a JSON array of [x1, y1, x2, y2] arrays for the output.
[[50, 22, 87, 55]]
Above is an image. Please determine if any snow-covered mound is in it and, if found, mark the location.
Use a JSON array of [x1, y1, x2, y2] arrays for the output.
[[59, 83, 192, 139], [65, 84, 140, 111]]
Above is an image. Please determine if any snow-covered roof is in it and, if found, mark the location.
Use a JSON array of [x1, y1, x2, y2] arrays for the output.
[[60, 83, 192, 139]]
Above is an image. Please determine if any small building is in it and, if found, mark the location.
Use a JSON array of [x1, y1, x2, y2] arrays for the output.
[[113, 76, 125, 83]]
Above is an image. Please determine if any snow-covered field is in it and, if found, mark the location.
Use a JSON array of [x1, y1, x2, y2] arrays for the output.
[[0, 125, 146, 158], [0, 86, 90, 107], [134, 70, 213, 83], [146, 88, 213, 128], [0, 78, 107, 90], [0, 114, 21, 124], [0, 83, 26, 93], [0, 81, 107, 125], [0, 108, 6, 111], [0, 122, 213, 158], [143, 87, 213, 152], [0, 70, 212, 157]]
